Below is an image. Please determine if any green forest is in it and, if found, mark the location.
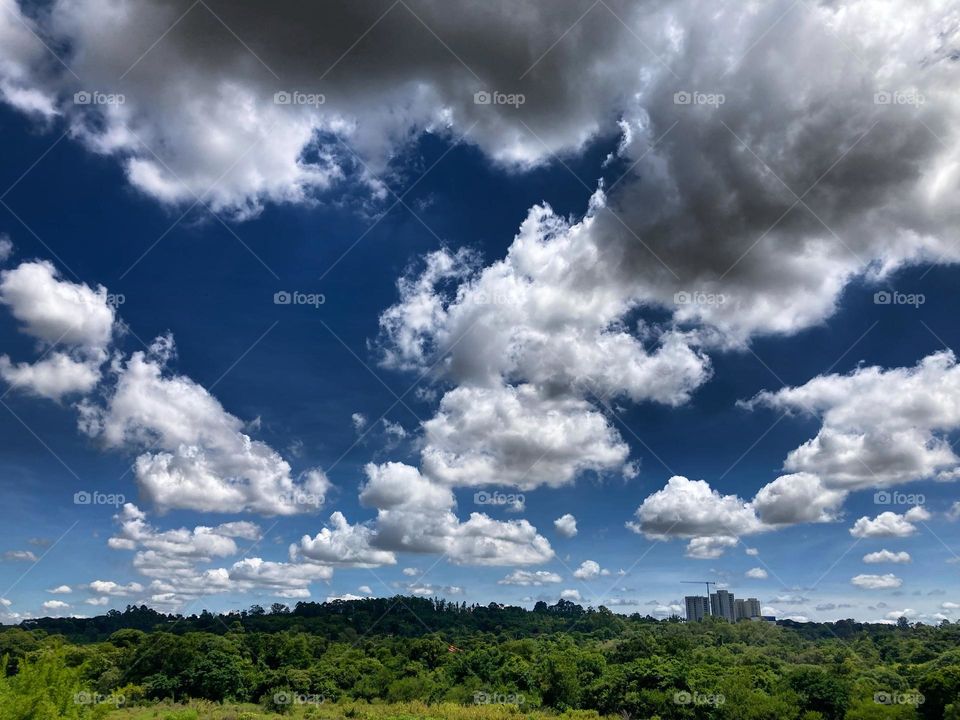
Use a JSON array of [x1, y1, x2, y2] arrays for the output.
[[1, 597, 958, 720]]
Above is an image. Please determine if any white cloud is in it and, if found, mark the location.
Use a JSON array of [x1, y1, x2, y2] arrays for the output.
[[0, 261, 115, 400], [572, 560, 610, 580], [850, 508, 929, 538], [47, 585, 72, 594], [745, 548, 759, 556], [0, 260, 114, 348], [630, 476, 760, 540], [863, 550, 912, 564], [553, 514, 578, 538], [356, 462, 554, 566], [294, 512, 397, 567], [0, 236, 12, 263], [87, 580, 144, 596], [498, 570, 562, 586], [421, 383, 630, 490], [3, 550, 37, 562], [84, 335, 329, 515], [358, 585, 373, 595], [327, 593, 365, 602], [560, 589, 582, 601], [746, 353, 960, 490], [685, 536, 739, 559], [85, 597, 109, 606], [751, 473, 846, 525], [745, 568, 768, 579], [851, 573, 903, 590], [42, 600, 70, 611]]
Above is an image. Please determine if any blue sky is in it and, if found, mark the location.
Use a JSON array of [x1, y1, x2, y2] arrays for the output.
[[0, 0, 958, 625]]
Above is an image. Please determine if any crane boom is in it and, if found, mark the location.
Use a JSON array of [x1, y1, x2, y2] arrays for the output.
[[681, 580, 717, 613]]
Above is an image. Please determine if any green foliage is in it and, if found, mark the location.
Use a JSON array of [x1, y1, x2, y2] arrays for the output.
[[1, 598, 958, 718]]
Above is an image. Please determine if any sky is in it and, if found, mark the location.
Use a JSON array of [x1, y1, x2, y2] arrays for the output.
[[0, 0, 958, 626]]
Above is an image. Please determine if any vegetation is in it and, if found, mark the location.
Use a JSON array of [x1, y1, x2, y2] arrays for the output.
[[0, 597, 957, 719]]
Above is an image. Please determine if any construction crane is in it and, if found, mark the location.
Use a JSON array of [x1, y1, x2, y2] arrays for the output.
[[681, 580, 717, 614]]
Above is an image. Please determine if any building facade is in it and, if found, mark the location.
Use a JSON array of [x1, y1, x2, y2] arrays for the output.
[[684, 595, 710, 622]]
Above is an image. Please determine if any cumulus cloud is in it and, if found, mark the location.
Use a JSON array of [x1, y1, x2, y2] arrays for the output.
[[852, 573, 903, 590], [751, 473, 846, 525], [629, 473, 850, 556], [83, 334, 329, 515], [0, 261, 115, 400], [47, 585, 72, 594], [107, 504, 334, 606], [421, 383, 630, 489], [745, 568, 768, 579], [498, 569, 562, 586], [42, 600, 70, 611], [560, 589, 582, 601], [863, 550, 912, 564], [850, 507, 930, 538], [294, 512, 398, 567], [553, 514, 578, 538], [572, 560, 610, 580], [629, 476, 760, 540], [685, 536, 739, 559], [87, 580, 144, 596], [358, 462, 554, 566], [746, 353, 960, 490]]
